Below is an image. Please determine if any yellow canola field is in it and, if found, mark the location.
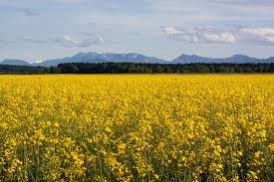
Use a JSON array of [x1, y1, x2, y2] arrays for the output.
[[0, 75, 274, 181]]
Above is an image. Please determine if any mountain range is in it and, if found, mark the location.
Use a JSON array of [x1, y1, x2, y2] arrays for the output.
[[1, 52, 274, 67]]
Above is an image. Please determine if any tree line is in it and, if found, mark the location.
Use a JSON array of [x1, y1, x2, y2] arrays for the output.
[[53, 63, 274, 73], [0, 62, 274, 74], [0, 65, 47, 74]]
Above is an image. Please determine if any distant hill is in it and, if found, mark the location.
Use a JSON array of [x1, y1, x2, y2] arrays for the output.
[[0, 59, 31, 66], [1, 52, 274, 67], [224, 55, 258, 63], [267, 57, 274, 63], [172, 54, 271, 64], [173, 55, 214, 64], [39, 52, 167, 67]]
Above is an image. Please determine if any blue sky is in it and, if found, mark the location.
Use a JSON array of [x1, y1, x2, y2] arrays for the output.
[[1, 0, 274, 62]]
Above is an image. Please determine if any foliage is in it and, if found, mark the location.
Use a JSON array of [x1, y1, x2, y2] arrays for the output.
[[0, 65, 47, 74], [1, 63, 274, 74], [57, 63, 274, 73], [0, 75, 273, 181]]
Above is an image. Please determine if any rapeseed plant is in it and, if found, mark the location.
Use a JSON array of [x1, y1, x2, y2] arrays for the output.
[[0, 75, 273, 181]]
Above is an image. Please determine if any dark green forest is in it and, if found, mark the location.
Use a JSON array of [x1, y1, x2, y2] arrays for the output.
[[0, 65, 47, 74], [0, 63, 274, 74]]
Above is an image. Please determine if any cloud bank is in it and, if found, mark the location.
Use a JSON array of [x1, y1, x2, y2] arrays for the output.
[[240, 27, 274, 44], [161, 26, 274, 45]]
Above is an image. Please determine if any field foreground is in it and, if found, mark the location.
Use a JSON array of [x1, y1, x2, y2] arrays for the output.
[[0, 75, 274, 181]]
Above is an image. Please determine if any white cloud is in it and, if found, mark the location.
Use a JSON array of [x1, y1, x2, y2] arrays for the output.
[[203, 32, 236, 43], [17, 8, 40, 16], [162, 26, 274, 45], [55, 35, 104, 48], [62, 35, 78, 46], [22, 36, 47, 43], [210, 0, 274, 7], [240, 27, 274, 44], [161, 26, 236, 44], [50, 0, 84, 2], [161, 27, 183, 36]]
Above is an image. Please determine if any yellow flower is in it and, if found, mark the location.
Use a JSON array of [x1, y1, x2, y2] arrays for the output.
[[117, 143, 127, 155], [209, 163, 223, 173], [269, 144, 274, 152], [105, 127, 112, 133]]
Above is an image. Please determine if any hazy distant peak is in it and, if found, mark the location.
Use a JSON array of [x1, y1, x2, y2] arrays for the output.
[[0, 59, 31, 66]]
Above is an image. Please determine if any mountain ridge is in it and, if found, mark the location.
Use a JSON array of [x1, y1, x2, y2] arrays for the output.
[[37, 52, 167, 67], [0, 59, 31, 66], [173, 54, 270, 64], [1, 52, 274, 67]]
